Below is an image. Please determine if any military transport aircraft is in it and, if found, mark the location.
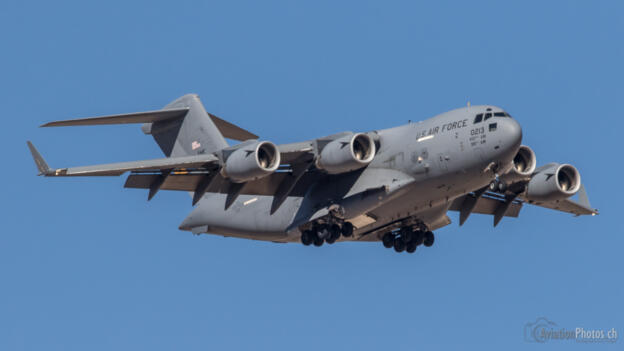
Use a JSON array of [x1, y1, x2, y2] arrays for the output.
[[28, 94, 597, 253]]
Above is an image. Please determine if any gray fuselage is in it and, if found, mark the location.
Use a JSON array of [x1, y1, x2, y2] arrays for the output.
[[180, 105, 522, 242]]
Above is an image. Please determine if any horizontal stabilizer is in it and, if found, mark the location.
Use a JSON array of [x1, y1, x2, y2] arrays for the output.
[[40, 107, 258, 142], [40, 108, 190, 127], [208, 113, 258, 141]]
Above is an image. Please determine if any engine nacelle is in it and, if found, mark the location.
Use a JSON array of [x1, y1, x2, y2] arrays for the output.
[[525, 163, 581, 202], [316, 133, 376, 174], [223, 141, 280, 183], [500, 145, 536, 183]]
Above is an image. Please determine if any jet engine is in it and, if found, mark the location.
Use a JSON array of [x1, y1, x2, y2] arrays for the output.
[[316, 133, 376, 174], [223, 141, 280, 183], [500, 145, 536, 183], [525, 163, 581, 202]]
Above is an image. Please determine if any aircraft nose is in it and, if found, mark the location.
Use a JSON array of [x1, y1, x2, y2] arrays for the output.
[[504, 118, 522, 147]]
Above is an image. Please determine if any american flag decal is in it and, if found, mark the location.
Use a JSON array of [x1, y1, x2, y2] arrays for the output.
[[191, 141, 201, 150]]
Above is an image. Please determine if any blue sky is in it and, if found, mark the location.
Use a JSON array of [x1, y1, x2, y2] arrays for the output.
[[1, 1, 622, 350]]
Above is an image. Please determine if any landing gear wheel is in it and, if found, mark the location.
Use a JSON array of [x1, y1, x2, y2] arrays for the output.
[[400, 227, 413, 243], [313, 236, 324, 247], [341, 222, 354, 237], [413, 230, 424, 246], [316, 224, 329, 240], [301, 230, 313, 246], [406, 241, 417, 253], [330, 224, 341, 240], [382, 233, 394, 248], [423, 231, 435, 247], [393, 237, 405, 253]]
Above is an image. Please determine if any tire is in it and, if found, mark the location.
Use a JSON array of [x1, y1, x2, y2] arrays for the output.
[[423, 231, 435, 247], [406, 241, 417, 253], [393, 237, 405, 253], [313, 236, 324, 247], [316, 224, 329, 239], [413, 230, 424, 246], [382, 233, 394, 248], [341, 222, 354, 237], [400, 227, 413, 243], [301, 230, 313, 246], [330, 224, 341, 240]]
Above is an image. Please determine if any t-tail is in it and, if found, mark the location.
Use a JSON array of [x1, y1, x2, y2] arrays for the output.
[[27, 94, 259, 202], [38, 94, 258, 157]]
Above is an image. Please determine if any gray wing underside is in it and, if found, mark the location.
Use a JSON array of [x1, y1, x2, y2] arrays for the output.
[[124, 171, 321, 197], [27, 141, 220, 176], [48, 155, 219, 176], [449, 192, 523, 218], [28, 137, 321, 197], [519, 194, 597, 216], [450, 190, 597, 218]]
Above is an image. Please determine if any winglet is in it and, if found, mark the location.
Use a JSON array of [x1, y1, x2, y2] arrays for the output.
[[577, 184, 598, 215], [26, 141, 52, 176], [578, 184, 591, 208]]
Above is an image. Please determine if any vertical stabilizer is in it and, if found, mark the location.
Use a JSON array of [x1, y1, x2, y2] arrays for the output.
[[145, 94, 228, 157]]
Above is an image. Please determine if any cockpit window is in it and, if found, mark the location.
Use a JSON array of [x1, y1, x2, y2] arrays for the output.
[[494, 112, 507, 117], [484, 113, 493, 121], [474, 113, 483, 123]]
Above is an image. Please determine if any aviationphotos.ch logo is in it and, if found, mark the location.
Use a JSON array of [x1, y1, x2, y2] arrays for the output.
[[524, 317, 618, 343]]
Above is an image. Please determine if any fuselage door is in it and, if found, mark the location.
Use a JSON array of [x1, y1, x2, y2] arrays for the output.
[[437, 152, 449, 171]]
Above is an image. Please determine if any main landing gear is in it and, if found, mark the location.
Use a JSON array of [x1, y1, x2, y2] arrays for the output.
[[301, 221, 354, 246], [382, 227, 434, 254]]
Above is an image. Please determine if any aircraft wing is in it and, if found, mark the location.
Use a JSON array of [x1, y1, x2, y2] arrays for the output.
[[449, 183, 597, 227], [523, 197, 597, 216], [517, 184, 598, 216], [28, 129, 364, 209], [27, 141, 219, 177], [449, 192, 523, 218], [275, 141, 315, 164], [124, 170, 320, 197]]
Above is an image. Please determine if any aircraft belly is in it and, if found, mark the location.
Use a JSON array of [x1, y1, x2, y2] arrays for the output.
[[353, 173, 488, 240], [180, 193, 301, 241]]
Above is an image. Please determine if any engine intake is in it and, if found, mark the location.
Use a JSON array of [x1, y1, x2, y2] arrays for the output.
[[316, 133, 376, 174], [501, 145, 536, 183], [525, 163, 581, 202], [223, 141, 280, 183]]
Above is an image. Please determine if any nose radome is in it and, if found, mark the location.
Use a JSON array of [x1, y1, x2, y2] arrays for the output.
[[505, 118, 522, 147]]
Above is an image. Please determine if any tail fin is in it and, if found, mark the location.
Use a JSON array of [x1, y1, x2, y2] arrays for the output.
[[40, 94, 258, 158], [145, 94, 228, 157]]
